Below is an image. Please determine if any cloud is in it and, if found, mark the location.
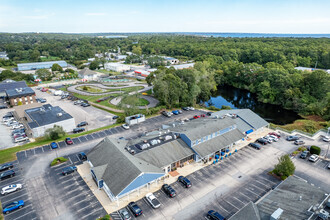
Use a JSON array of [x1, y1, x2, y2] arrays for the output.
[[23, 13, 55, 20], [85, 12, 107, 16]]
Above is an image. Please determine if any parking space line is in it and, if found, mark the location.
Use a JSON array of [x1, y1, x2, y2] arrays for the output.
[[72, 196, 92, 206], [42, 147, 44, 153], [225, 200, 240, 210], [79, 206, 104, 219], [33, 148, 36, 155], [255, 179, 270, 188], [76, 201, 99, 213], [67, 192, 88, 201], [245, 188, 260, 197], [5, 191, 29, 201], [68, 156, 73, 165], [233, 196, 246, 205], [12, 209, 35, 220], [24, 151, 27, 157], [4, 204, 32, 217], [258, 176, 277, 185], [217, 203, 230, 214], [239, 191, 253, 201]]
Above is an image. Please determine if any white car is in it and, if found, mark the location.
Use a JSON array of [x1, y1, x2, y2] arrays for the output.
[[323, 136, 330, 142], [1, 184, 22, 195], [308, 154, 319, 162], [14, 136, 28, 143], [269, 135, 279, 142], [11, 124, 24, 130], [122, 124, 130, 130], [145, 193, 161, 209]]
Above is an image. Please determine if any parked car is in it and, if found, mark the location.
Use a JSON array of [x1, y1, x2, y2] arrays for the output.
[[77, 121, 88, 127], [11, 124, 24, 130], [206, 112, 213, 116], [177, 110, 182, 114], [269, 135, 279, 142], [323, 136, 330, 142], [13, 133, 26, 139], [182, 107, 189, 111], [256, 138, 268, 145], [193, 115, 200, 119], [119, 208, 132, 220], [14, 136, 28, 143], [112, 116, 119, 120], [201, 114, 206, 117], [73, 127, 85, 133], [0, 170, 15, 180], [36, 98, 47, 103], [62, 166, 77, 175], [41, 88, 48, 92], [128, 202, 143, 217], [2, 200, 24, 214], [12, 128, 25, 135], [263, 136, 273, 143], [206, 210, 226, 220], [0, 163, 13, 172], [1, 184, 23, 195], [81, 102, 90, 107], [122, 124, 130, 130], [300, 151, 309, 159], [188, 107, 195, 110], [74, 100, 83, 105], [294, 140, 305, 145], [162, 184, 176, 198], [178, 176, 192, 188], [145, 193, 161, 209], [172, 110, 179, 115], [50, 142, 58, 149], [65, 137, 73, 145], [308, 154, 319, 162], [161, 111, 172, 117], [78, 152, 87, 161], [269, 132, 281, 138], [286, 136, 299, 141], [249, 142, 262, 150]]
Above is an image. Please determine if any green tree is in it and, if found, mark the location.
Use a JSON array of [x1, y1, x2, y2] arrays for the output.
[[30, 50, 40, 61], [273, 155, 295, 180], [132, 46, 142, 56], [44, 125, 66, 140], [51, 63, 63, 72], [36, 69, 52, 81], [89, 60, 99, 70]]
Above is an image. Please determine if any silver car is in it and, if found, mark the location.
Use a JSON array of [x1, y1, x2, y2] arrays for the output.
[[1, 184, 23, 195], [308, 154, 319, 162]]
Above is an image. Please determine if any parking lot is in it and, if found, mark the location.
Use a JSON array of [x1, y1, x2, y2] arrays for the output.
[[33, 88, 116, 131], [110, 146, 281, 220], [0, 160, 38, 220]]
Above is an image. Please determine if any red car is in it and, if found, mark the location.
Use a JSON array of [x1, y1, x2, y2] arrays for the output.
[[41, 88, 48, 92], [269, 132, 281, 138], [65, 137, 73, 145], [193, 115, 201, 119], [201, 114, 206, 117]]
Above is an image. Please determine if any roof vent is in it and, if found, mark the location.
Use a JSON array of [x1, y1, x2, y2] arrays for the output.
[[57, 113, 62, 117], [270, 208, 283, 220]]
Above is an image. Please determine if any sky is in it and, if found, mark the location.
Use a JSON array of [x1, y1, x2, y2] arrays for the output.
[[0, 0, 329, 33]]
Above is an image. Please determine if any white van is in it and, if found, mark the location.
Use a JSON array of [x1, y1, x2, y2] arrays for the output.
[[54, 90, 63, 96]]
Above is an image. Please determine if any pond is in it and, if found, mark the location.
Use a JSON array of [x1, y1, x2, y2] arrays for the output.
[[204, 85, 302, 125]]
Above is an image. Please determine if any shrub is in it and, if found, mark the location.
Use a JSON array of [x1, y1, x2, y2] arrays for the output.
[[98, 214, 110, 220], [273, 154, 295, 179], [298, 146, 307, 152], [221, 105, 232, 110], [292, 151, 300, 155], [50, 157, 68, 166], [310, 145, 321, 155], [82, 86, 88, 91], [208, 106, 221, 111], [44, 125, 66, 140]]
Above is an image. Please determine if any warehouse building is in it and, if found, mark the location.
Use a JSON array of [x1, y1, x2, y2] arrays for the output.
[[104, 62, 130, 72], [6, 87, 36, 106], [25, 104, 75, 137], [87, 138, 164, 202], [17, 60, 68, 71]]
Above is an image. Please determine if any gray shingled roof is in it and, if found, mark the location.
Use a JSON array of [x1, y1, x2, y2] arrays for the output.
[[170, 117, 236, 140], [135, 139, 194, 168], [87, 137, 163, 197], [257, 176, 328, 220], [78, 68, 97, 76], [0, 80, 27, 93], [192, 128, 245, 157], [6, 87, 35, 98], [229, 202, 261, 220], [25, 104, 73, 128], [212, 109, 268, 130]]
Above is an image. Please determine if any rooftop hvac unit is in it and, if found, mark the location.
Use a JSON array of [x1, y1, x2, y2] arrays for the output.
[[150, 139, 161, 146], [57, 113, 62, 117], [270, 208, 283, 220], [164, 135, 172, 141]]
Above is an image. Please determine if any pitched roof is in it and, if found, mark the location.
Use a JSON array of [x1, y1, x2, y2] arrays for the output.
[[6, 87, 35, 98], [170, 117, 236, 140], [135, 139, 194, 168], [0, 80, 27, 93], [212, 109, 268, 130], [87, 137, 163, 197], [229, 202, 261, 220], [78, 68, 97, 76], [25, 104, 73, 128], [192, 128, 245, 157]]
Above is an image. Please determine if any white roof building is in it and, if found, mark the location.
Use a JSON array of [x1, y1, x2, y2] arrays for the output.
[[104, 63, 131, 72]]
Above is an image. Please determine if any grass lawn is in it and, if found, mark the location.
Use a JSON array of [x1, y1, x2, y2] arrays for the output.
[[76, 85, 144, 94], [74, 93, 123, 111], [0, 65, 16, 70], [76, 85, 108, 93], [121, 95, 150, 106]]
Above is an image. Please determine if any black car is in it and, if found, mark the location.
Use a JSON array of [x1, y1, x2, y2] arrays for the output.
[[78, 152, 87, 161], [300, 151, 309, 159], [206, 112, 213, 116], [248, 142, 262, 150], [207, 210, 226, 220], [178, 176, 192, 188], [182, 107, 189, 111], [62, 166, 77, 175], [81, 102, 90, 107], [0, 163, 13, 172], [128, 202, 143, 217], [12, 128, 25, 135], [73, 127, 85, 133], [77, 121, 88, 127], [0, 170, 15, 180], [256, 138, 268, 145], [162, 184, 176, 198], [286, 135, 299, 141], [112, 116, 119, 120]]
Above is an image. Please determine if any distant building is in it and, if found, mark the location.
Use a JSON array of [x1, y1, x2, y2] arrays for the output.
[[104, 63, 131, 72], [87, 58, 95, 62], [95, 53, 103, 58], [229, 175, 330, 220], [294, 66, 314, 71], [6, 87, 36, 106], [161, 56, 179, 65], [78, 68, 98, 80], [17, 61, 68, 71], [125, 114, 145, 126], [0, 52, 9, 60], [115, 55, 127, 60], [134, 70, 150, 77], [166, 63, 195, 70], [25, 104, 75, 138], [0, 80, 28, 98]]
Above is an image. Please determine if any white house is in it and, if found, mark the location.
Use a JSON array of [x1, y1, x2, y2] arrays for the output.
[[78, 68, 98, 80]]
